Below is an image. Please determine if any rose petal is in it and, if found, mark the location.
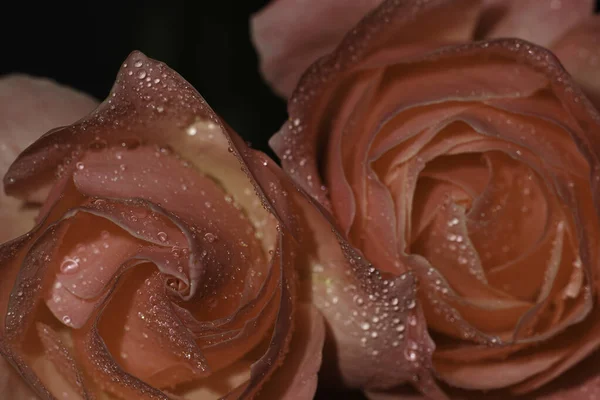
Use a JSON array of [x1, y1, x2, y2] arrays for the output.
[[254, 304, 325, 400], [98, 268, 210, 389], [253, 0, 482, 97], [0, 356, 38, 400], [251, 0, 384, 97], [479, 0, 594, 47], [0, 75, 97, 243], [552, 15, 600, 108], [35, 322, 91, 398], [524, 348, 600, 399]]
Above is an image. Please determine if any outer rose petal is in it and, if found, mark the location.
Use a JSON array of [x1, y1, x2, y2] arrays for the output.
[[251, 0, 384, 97], [480, 0, 594, 47], [251, 0, 483, 97], [252, 304, 325, 400], [0, 357, 37, 400], [552, 15, 600, 108], [0, 75, 97, 243]]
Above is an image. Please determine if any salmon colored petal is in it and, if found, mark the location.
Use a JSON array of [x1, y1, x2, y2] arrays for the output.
[[522, 348, 600, 399], [552, 15, 600, 108], [0, 357, 38, 400], [35, 322, 91, 398], [255, 304, 325, 400], [251, 0, 384, 97], [479, 0, 594, 47], [0, 75, 97, 243], [435, 350, 566, 390], [98, 268, 210, 389], [73, 297, 170, 400]]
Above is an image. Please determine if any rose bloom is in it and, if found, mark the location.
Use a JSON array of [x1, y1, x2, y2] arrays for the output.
[[254, 0, 600, 399], [0, 52, 326, 399]]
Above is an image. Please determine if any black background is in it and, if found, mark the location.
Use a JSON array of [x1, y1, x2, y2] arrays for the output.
[[1, 2, 286, 157]]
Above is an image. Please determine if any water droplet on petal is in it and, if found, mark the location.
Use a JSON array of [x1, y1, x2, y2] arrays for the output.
[[204, 233, 217, 243], [60, 258, 80, 274]]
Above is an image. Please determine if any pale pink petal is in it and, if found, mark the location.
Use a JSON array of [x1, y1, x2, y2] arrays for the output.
[[251, 0, 384, 97], [552, 15, 600, 108], [253, 0, 482, 97], [0, 75, 97, 243], [481, 0, 594, 47]]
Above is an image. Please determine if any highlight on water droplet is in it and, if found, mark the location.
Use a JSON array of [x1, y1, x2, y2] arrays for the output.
[[157, 231, 168, 242], [60, 258, 80, 274], [186, 126, 198, 136], [204, 232, 217, 243]]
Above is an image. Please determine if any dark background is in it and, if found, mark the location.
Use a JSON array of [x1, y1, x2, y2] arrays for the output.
[[1, 2, 286, 157], [4, 2, 600, 157]]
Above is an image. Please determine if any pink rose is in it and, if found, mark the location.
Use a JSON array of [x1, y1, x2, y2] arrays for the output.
[[252, 0, 596, 99], [0, 52, 325, 399], [255, 0, 600, 398]]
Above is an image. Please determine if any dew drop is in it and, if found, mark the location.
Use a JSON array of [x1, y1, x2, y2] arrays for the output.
[[204, 233, 217, 243], [405, 349, 417, 361], [157, 232, 168, 242], [60, 258, 80, 274]]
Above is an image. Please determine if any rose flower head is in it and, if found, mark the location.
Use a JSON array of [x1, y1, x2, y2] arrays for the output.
[[0, 52, 325, 399], [255, 0, 600, 398]]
